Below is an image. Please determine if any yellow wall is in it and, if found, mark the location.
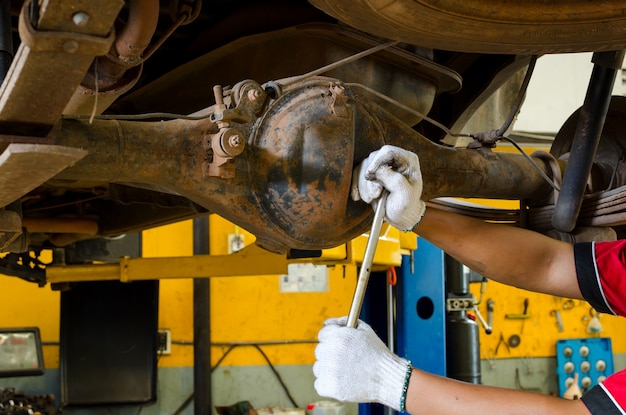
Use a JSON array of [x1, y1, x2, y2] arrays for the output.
[[145, 211, 626, 367], [0, 277, 60, 368], [142, 220, 195, 367], [138, 216, 359, 368]]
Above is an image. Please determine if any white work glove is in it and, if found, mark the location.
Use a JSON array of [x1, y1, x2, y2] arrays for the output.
[[351, 145, 426, 231], [313, 317, 412, 411]]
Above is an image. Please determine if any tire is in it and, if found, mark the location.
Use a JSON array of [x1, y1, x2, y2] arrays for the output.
[[310, 0, 626, 54]]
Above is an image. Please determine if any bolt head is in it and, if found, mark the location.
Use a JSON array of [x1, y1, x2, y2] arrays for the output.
[[247, 89, 261, 102], [229, 134, 241, 147], [72, 12, 90, 27], [63, 40, 79, 53]]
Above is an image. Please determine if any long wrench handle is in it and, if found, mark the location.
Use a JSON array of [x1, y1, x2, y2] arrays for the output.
[[347, 191, 388, 328]]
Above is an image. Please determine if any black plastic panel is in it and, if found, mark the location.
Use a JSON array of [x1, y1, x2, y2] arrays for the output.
[[60, 280, 159, 406]]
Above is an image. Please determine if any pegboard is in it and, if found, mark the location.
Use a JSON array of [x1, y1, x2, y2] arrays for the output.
[[556, 338, 614, 398], [471, 279, 626, 359]]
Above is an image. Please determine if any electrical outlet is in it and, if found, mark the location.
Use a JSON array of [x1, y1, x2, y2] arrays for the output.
[[157, 329, 171, 355], [228, 233, 245, 253]]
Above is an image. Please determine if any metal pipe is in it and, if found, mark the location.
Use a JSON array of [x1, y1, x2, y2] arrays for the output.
[[65, 0, 159, 115], [385, 269, 396, 415], [22, 217, 98, 235], [115, 0, 160, 63], [48, 233, 96, 247], [445, 253, 467, 296], [193, 215, 211, 415], [97, 0, 160, 89], [369, 101, 555, 203], [445, 255, 481, 384], [347, 191, 387, 328], [552, 50, 625, 232], [22, 217, 99, 247], [49, 76, 557, 252], [48, 114, 554, 253], [387, 273, 396, 352]]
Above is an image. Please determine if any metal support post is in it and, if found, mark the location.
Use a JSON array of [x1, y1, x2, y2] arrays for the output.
[[193, 215, 212, 415], [445, 254, 480, 384], [384, 270, 397, 415], [396, 239, 446, 377], [552, 50, 625, 232]]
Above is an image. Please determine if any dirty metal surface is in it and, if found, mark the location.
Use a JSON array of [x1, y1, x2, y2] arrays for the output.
[[0, 0, 122, 135], [48, 78, 555, 252], [48, 82, 376, 253], [248, 78, 381, 250], [115, 23, 461, 126], [310, 0, 626, 54], [0, 143, 86, 207]]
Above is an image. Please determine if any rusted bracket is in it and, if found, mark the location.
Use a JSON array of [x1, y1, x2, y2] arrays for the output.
[[204, 81, 267, 178], [0, 143, 87, 208], [18, 6, 115, 56], [203, 128, 245, 178], [212, 80, 267, 125], [0, 0, 123, 136]]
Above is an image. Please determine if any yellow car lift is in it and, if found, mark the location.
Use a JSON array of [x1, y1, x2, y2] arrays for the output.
[[45, 224, 417, 284]]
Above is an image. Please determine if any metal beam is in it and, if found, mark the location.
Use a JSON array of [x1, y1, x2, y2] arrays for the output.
[[0, 143, 86, 207], [0, 0, 122, 135], [44, 232, 405, 284], [46, 244, 290, 284]]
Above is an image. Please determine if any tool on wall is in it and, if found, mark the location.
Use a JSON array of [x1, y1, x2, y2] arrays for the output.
[[563, 299, 576, 310], [347, 191, 388, 328], [586, 309, 604, 335], [494, 332, 510, 356], [508, 334, 521, 348], [473, 301, 493, 335], [521, 298, 529, 333], [563, 373, 582, 400], [487, 299, 494, 332], [550, 309, 564, 332], [505, 298, 531, 333]]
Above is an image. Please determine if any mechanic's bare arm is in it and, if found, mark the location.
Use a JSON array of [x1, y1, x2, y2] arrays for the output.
[[405, 365, 590, 415], [414, 207, 582, 300], [354, 145, 582, 301]]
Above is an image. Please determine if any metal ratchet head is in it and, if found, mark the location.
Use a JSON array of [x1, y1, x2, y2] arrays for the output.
[[347, 190, 388, 328]]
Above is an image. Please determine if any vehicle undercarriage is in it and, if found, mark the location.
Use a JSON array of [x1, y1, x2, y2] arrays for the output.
[[2, 0, 626, 278]]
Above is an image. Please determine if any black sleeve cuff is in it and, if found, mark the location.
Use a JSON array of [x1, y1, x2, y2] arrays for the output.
[[574, 242, 614, 315], [582, 384, 623, 415]]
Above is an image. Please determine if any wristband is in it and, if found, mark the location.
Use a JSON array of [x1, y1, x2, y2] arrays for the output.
[[404, 207, 426, 232], [399, 361, 413, 412]]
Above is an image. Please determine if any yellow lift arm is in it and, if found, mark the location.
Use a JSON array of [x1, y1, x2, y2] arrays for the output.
[[45, 225, 415, 284]]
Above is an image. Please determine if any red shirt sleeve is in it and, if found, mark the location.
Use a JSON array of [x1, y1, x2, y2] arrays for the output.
[[582, 369, 626, 414], [574, 240, 626, 317], [575, 240, 626, 414]]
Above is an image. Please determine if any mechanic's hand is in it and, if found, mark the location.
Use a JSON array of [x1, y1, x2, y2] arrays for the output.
[[313, 317, 411, 411], [351, 145, 426, 231]]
